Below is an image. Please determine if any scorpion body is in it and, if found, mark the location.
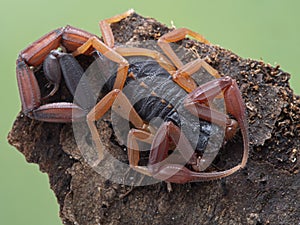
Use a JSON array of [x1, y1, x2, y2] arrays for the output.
[[99, 55, 223, 160], [16, 10, 249, 183]]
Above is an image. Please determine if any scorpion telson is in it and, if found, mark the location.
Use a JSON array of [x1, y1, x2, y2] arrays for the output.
[[16, 10, 249, 183]]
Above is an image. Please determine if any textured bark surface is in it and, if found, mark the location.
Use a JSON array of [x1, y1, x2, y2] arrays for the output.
[[8, 13, 299, 224]]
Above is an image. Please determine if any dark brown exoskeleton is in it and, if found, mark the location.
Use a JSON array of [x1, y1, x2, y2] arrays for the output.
[[16, 10, 249, 183]]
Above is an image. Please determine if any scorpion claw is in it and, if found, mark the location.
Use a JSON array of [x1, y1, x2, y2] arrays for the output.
[[42, 50, 62, 97], [42, 83, 60, 99]]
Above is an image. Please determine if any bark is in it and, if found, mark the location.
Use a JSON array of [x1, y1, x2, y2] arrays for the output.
[[8, 12, 299, 225]]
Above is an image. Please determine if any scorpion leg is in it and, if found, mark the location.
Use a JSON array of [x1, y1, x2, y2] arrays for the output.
[[157, 28, 219, 93], [72, 10, 136, 90], [170, 58, 221, 93], [115, 47, 176, 73], [72, 36, 129, 90], [99, 9, 135, 48], [87, 89, 147, 162], [127, 129, 153, 176], [148, 121, 243, 183], [184, 76, 249, 168], [158, 28, 210, 69]]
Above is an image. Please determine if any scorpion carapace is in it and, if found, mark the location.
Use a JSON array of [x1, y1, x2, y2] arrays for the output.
[[16, 9, 249, 183]]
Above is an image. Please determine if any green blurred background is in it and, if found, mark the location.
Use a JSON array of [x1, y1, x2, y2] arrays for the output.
[[1, 0, 299, 224]]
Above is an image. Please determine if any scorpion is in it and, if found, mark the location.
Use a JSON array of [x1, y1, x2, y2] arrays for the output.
[[16, 10, 249, 184]]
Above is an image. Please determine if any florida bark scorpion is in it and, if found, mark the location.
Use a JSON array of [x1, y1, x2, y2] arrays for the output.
[[16, 10, 249, 183]]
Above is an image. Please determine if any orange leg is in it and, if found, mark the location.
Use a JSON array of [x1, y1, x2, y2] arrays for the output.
[[99, 9, 134, 48], [171, 58, 221, 93], [73, 39, 181, 91], [158, 28, 210, 69], [72, 37, 129, 90], [87, 89, 149, 162], [127, 128, 154, 176], [115, 46, 176, 73], [115, 47, 220, 93], [73, 9, 167, 90], [157, 28, 220, 94]]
